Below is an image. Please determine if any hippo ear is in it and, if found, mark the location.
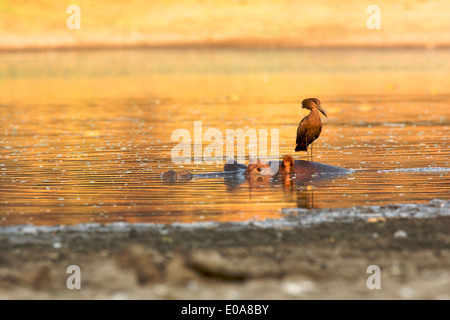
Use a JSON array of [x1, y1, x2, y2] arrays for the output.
[[257, 159, 268, 165]]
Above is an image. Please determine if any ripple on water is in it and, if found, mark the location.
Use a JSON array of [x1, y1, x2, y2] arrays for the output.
[[0, 49, 449, 226]]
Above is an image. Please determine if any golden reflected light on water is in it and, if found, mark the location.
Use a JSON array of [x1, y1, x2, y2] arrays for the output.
[[0, 48, 449, 225]]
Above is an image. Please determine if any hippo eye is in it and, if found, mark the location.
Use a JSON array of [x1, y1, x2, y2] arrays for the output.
[[257, 167, 263, 172]]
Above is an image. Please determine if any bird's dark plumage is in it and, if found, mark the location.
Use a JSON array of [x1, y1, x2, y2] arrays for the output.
[[295, 98, 327, 160]]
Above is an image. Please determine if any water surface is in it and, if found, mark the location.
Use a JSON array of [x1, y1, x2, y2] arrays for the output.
[[0, 48, 449, 225]]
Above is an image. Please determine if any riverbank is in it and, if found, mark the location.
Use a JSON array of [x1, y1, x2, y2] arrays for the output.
[[1, 0, 449, 51], [1, 206, 449, 299]]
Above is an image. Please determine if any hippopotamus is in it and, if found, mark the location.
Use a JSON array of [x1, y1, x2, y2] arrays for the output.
[[161, 155, 351, 184], [273, 155, 351, 178]]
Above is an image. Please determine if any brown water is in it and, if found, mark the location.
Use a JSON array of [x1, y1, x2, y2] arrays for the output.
[[0, 48, 449, 226]]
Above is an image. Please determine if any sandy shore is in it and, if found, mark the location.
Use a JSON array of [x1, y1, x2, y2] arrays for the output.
[[0, 215, 449, 300]]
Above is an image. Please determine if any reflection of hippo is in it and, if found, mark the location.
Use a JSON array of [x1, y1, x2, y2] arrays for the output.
[[161, 155, 351, 182]]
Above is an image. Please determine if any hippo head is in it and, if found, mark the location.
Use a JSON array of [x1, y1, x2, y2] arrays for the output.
[[245, 159, 274, 176]]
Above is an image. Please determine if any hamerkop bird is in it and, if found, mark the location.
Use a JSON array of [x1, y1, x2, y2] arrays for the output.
[[295, 98, 327, 161]]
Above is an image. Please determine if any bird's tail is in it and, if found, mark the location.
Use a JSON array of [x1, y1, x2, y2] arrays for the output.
[[295, 144, 307, 152]]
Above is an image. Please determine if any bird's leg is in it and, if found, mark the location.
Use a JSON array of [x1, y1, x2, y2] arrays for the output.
[[305, 137, 310, 161], [311, 141, 314, 162]]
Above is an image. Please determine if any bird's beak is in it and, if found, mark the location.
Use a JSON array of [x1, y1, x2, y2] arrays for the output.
[[318, 105, 327, 117]]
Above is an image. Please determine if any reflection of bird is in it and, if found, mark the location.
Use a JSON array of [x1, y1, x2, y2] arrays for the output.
[[295, 98, 327, 161]]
